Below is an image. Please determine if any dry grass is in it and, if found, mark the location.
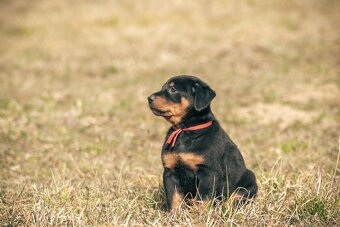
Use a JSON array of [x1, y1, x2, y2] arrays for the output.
[[0, 0, 339, 226]]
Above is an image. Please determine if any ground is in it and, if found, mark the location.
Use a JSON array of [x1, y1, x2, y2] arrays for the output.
[[0, 0, 339, 226]]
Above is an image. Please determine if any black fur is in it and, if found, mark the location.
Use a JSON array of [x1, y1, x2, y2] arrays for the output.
[[148, 75, 258, 210]]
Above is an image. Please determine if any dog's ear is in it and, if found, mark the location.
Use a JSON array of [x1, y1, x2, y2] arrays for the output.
[[192, 82, 216, 111]]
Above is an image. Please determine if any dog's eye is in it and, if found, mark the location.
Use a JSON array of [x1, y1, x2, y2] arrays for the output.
[[169, 87, 177, 93]]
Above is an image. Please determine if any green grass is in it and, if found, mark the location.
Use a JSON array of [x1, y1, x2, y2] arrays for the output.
[[0, 0, 339, 226]]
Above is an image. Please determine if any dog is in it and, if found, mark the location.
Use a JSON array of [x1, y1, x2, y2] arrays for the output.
[[148, 75, 257, 210]]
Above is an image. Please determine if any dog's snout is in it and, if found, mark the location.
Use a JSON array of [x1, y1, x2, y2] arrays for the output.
[[148, 95, 156, 103]]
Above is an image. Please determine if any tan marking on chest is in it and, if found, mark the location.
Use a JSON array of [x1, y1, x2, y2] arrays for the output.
[[162, 152, 204, 170], [179, 153, 204, 170], [162, 153, 178, 169]]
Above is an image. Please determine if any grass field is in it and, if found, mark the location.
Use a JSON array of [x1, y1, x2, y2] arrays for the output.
[[0, 0, 339, 225]]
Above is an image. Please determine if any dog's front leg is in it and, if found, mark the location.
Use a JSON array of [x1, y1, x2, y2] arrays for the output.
[[196, 169, 217, 201], [163, 168, 183, 210]]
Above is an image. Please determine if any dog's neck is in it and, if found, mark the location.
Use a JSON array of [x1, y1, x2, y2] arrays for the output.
[[177, 107, 215, 128]]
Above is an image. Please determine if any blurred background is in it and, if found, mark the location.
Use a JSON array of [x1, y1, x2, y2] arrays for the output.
[[0, 0, 339, 225]]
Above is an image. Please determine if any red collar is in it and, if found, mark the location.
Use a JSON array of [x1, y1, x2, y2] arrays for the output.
[[166, 121, 213, 148]]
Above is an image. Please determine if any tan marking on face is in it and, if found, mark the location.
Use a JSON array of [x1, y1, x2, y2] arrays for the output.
[[171, 191, 183, 209], [169, 82, 175, 87], [152, 96, 190, 125], [162, 153, 178, 169], [179, 153, 204, 170], [151, 96, 171, 112], [166, 97, 189, 125]]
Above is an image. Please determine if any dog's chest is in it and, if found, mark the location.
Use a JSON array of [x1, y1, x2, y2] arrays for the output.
[[162, 151, 204, 171]]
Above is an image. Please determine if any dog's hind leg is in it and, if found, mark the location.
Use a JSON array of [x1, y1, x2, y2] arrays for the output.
[[232, 169, 258, 206]]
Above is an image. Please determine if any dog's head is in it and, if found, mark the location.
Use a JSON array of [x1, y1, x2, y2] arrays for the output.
[[148, 75, 216, 125]]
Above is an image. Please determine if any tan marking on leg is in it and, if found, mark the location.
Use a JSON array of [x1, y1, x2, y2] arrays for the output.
[[179, 153, 204, 170], [192, 199, 210, 209], [231, 191, 253, 206], [171, 191, 183, 209], [162, 153, 178, 169], [231, 192, 243, 200]]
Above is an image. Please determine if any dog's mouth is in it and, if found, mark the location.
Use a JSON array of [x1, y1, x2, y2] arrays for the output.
[[149, 106, 172, 118]]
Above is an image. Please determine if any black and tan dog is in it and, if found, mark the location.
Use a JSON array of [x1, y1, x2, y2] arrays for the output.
[[148, 75, 257, 210]]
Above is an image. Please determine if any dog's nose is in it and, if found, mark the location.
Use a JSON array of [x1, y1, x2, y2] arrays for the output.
[[148, 95, 156, 103]]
